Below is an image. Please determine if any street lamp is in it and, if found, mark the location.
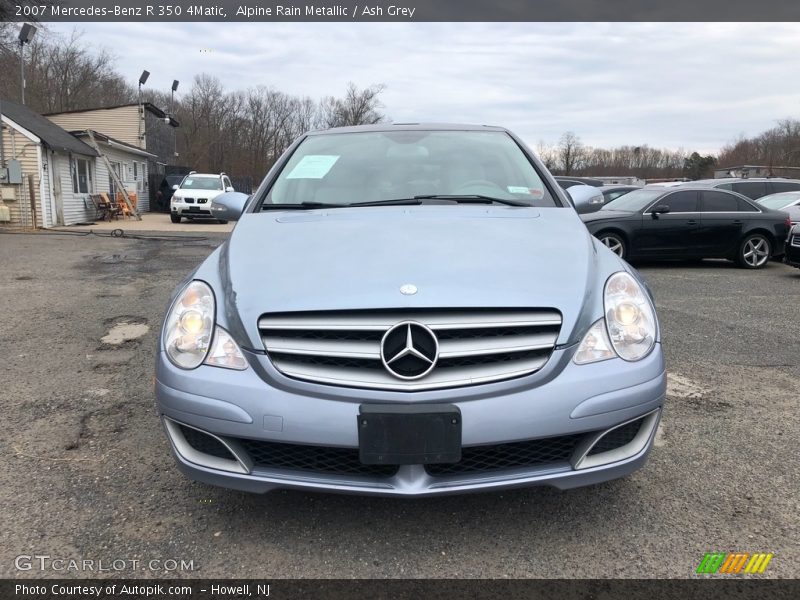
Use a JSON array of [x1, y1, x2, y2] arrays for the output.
[[170, 80, 179, 163], [137, 70, 149, 140], [18, 23, 37, 105]]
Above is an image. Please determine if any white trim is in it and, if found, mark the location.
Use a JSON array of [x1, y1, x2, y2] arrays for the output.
[[1, 115, 40, 144]]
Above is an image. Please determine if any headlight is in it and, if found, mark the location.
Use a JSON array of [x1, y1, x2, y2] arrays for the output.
[[164, 281, 215, 368], [574, 272, 657, 364], [574, 318, 615, 364], [205, 327, 248, 370], [603, 271, 657, 361]]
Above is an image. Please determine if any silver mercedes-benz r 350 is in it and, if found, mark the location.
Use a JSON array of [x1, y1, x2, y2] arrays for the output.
[[155, 124, 665, 496]]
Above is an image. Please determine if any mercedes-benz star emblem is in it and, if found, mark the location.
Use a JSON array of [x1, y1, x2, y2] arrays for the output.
[[380, 321, 439, 380], [400, 284, 418, 295]]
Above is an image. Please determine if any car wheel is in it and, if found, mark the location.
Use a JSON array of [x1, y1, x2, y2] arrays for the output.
[[737, 234, 771, 269], [598, 232, 627, 259], [218, 220, 228, 224], [170, 214, 181, 223]]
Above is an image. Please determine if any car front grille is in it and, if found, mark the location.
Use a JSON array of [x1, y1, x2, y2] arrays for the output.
[[237, 438, 399, 477], [183, 197, 195, 204], [259, 309, 562, 391], [198, 198, 208, 204], [791, 234, 800, 248], [425, 434, 582, 476]]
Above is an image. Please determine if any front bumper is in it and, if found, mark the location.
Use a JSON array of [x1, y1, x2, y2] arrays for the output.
[[785, 234, 800, 268], [155, 345, 666, 496], [171, 199, 214, 218]]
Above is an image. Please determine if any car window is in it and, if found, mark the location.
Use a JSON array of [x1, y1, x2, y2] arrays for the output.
[[701, 190, 740, 212], [758, 192, 800, 209], [601, 188, 665, 211], [603, 191, 628, 202], [730, 181, 767, 199], [181, 177, 223, 191], [650, 190, 698, 213], [737, 198, 759, 212], [768, 181, 800, 194], [223, 177, 232, 189], [265, 130, 559, 207]]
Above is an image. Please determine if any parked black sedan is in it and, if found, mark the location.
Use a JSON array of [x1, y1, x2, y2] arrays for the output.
[[580, 186, 791, 268], [785, 225, 800, 270]]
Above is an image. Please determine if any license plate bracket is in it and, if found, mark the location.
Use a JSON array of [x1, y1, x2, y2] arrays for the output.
[[358, 404, 461, 465]]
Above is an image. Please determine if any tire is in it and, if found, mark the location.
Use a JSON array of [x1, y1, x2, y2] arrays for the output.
[[170, 214, 181, 223], [736, 233, 771, 269], [217, 220, 228, 224], [597, 232, 627, 259]]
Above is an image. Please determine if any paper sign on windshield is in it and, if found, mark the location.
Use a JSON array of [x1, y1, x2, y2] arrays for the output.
[[285, 155, 340, 179]]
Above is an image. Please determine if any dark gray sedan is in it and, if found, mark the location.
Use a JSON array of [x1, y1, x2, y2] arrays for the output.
[[581, 186, 791, 268]]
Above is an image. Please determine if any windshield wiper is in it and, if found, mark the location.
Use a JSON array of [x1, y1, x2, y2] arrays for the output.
[[260, 202, 347, 210], [411, 195, 530, 207], [348, 198, 425, 207]]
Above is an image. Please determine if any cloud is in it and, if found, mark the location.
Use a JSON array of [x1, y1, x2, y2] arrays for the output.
[[54, 22, 800, 153]]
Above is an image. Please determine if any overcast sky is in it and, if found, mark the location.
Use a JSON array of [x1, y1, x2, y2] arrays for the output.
[[52, 22, 800, 154]]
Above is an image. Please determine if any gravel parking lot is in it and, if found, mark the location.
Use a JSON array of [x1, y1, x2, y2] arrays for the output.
[[0, 229, 797, 579]]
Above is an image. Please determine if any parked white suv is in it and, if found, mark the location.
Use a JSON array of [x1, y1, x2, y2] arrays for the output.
[[170, 172, 235, 223]]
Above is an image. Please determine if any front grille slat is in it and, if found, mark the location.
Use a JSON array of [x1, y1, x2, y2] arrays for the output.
[[260, 309, 561, 391], [426, 434, 582, 476], [238, 438, 398, 477]]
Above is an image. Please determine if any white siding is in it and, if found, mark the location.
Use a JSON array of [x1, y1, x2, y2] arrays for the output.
[[0, 119, 45, 228], [47, 106, 142, 148], [57, 151, 97, 225]]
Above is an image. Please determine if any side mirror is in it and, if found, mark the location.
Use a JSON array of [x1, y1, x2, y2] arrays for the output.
[[210, 191, 249, 222], [172, 184, 180, 191], [651, 205, 670, 218], [225, 186, 234, 193]]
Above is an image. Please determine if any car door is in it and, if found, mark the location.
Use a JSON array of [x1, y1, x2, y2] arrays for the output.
[[637, 190, 700, 256], [698, 190, 750, 256]]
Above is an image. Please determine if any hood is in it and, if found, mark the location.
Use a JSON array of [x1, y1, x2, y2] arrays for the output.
[[219, 206, 600, 347], [580, 209, 637, 223]]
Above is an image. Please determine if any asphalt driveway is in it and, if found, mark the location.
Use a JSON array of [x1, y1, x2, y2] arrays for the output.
[[0, 229, 797, 579]]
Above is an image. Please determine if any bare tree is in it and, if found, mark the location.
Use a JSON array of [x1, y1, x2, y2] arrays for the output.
[[557, 131, 585, 175], [316, 82, 387, 128]]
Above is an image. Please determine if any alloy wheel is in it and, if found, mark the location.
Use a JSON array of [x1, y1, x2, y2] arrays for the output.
[[742, 236, 770, 267], [601, 235, 625, 257]]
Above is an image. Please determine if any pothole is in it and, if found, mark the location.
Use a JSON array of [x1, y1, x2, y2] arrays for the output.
[[100, 322, 149, 345], [666, 373, 708, 399]]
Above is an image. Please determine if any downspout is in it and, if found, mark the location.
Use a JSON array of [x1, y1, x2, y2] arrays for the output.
[[0, 97, 5, 168]]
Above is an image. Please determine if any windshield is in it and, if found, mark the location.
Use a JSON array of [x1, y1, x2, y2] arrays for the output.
[[181, 176, 223, 191], [264, 130, 558, 208], [601, 188, 665, 212], [757, 193, 800, 209]]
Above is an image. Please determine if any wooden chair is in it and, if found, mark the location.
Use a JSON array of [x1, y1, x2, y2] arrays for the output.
[[92, 193, 120, 221]]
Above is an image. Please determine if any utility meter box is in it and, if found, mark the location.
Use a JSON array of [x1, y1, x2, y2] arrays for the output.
[[0, 167, 8, 184], [7, 159, 22, 184]]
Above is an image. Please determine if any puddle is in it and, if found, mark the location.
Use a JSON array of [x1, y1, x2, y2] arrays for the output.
[[101, 322, 149, 345]]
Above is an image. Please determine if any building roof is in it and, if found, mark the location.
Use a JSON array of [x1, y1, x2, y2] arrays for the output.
[[0, 97, 98, 156], [70, 130, 158, 158], [44, 102, 179, 127]]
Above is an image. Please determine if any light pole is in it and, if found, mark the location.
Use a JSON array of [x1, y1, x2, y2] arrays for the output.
[[171, 80, 179, 165], [18, 23, 37, 105], [137, 70, 149, 142]]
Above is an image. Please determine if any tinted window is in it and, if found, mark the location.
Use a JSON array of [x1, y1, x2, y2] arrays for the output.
[[601, 189, 665, 211], [730, 181, 767, 199], [758, 192, 800, 209], [702, 191, 739, 212], [654, 191, 698, 212], [769, 181, 800, 194], [737, 198, 759, 212]]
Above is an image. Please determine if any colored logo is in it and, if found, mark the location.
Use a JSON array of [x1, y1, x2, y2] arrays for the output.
[[696, 552, 773, 574]]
